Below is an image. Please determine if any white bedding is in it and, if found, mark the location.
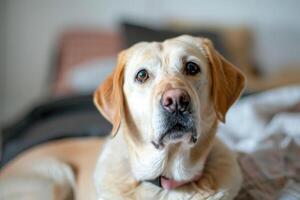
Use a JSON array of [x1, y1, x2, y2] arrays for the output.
[[218, 85, 300, 153]]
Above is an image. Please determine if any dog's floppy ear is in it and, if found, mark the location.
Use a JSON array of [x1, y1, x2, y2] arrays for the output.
[[93, 51, 126, 136], [203, 39, 245, 123]]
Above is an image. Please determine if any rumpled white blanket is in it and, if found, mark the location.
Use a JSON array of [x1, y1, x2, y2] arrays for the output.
[[218, 85, 300, 153]]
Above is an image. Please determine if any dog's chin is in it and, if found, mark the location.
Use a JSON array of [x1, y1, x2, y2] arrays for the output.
[[165, 131, 196, 145], [152, 126, 197, 150]]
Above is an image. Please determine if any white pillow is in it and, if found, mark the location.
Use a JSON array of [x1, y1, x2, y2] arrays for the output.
[[68, 58, 116, 93]]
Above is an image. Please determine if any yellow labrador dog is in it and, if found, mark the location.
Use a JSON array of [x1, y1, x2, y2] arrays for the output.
[[0, 35, 245, 200]]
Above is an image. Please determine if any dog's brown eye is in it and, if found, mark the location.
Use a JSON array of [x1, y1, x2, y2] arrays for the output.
[[136, 69, 149, 83], [185, 62, 200, 76]]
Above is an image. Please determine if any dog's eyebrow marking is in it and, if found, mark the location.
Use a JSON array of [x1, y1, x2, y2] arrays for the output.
[[182, 55, 188, 63]]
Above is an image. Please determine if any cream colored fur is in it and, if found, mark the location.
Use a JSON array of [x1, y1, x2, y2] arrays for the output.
[[93, 35, 245, 199], [0, 158, 75, 200], [0, 35, 244, 200]]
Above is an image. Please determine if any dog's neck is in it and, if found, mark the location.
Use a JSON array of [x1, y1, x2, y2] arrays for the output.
[[124, 120, 218, 184]]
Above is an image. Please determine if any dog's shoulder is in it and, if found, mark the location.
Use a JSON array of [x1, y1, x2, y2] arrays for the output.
[[94, 134, 138, 198]]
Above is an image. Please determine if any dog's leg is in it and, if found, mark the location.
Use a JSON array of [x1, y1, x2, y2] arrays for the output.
[[0, 158, 75, 200], [191, 139, 242, 200]]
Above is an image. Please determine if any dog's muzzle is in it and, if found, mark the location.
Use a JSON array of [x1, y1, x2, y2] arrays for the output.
[[152, 88, 197, 149]]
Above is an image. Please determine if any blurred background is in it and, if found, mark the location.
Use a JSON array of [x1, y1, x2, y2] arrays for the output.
[[1, 0, 300, 164], [1, 0, 300, 124]]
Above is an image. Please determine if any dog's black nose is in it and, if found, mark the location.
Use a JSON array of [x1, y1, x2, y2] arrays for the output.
[[161, 88, 190, 113]]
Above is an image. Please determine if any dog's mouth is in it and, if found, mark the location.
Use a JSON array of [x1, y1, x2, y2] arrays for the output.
[[152, 105, 197, 149], [152, 121, 197, 150]]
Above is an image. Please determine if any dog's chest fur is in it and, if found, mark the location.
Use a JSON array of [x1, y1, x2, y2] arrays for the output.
[[93, 133, 242, 200]]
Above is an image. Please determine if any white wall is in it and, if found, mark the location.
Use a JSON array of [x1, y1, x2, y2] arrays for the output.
[[2, 0, 300, 122], [0, 1, 7, 124]]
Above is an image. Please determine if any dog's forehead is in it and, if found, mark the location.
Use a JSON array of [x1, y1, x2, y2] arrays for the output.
[[162, 36, 206, 60], [163, 35, 205, 50], [126, 36, 207, 70]]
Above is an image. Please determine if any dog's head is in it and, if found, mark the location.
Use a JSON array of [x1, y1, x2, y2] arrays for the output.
[[94, 35, 245, 150]]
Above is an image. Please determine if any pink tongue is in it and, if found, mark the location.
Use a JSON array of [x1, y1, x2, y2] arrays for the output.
[[160, 176, 187, 190]]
